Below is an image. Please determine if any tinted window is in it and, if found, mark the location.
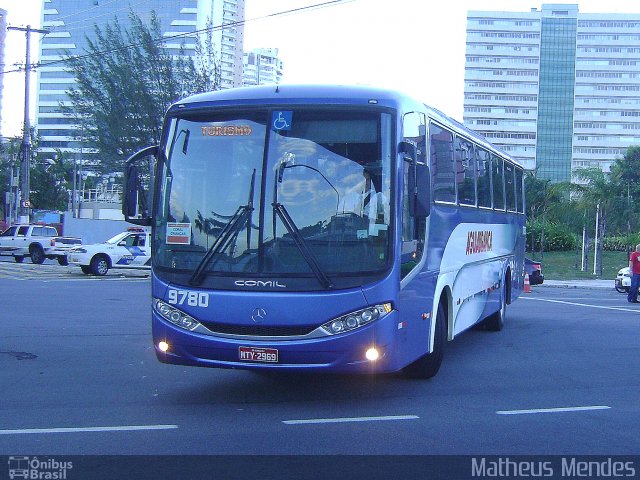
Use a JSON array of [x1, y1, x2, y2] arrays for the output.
[[476, 148, 492, 208], [17, 226, 29, 236], [430, 124, 455, 203], [515, 168, 524, 213], [505, 162, 516, 212], [492, 155, 505, 210], [455, 137, 476, 206], [1, 226, 17, 237]]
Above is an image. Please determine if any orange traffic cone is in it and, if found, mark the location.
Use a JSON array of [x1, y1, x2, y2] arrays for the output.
[[524, 273, 532, 293]]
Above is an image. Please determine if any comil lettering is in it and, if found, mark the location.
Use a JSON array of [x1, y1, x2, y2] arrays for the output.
[[201, 125, 253, 136], [466, 230, 493, 255]]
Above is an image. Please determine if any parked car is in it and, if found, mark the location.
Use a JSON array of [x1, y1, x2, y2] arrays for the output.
[[0, 224, 82, 264], [615, 266, 631, 293], [524, 257, 544, 285], [68, 227, 150, 276]]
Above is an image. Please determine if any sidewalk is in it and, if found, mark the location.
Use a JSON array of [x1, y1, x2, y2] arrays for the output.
[[538, 279, 613, 290]]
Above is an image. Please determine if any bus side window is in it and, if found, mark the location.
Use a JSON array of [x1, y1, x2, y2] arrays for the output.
[[476, 148, 492, 208], [515, 168, 524, 213], [492, 155, 505, 211], [455, 136, 476, 207], [505, 162, 516, 212], [430, 124, 455, 203], [401, 112, 427, 278]]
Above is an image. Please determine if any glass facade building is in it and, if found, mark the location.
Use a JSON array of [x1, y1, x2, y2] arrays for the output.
[[464, 4, 640, 182]]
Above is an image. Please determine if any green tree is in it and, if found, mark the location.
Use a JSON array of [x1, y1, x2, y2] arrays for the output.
[[570, 167, 622, 276], [63, 10, 220, 175], [524, 172, 570, 256]]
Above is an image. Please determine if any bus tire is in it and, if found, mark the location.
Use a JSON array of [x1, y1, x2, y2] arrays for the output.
[[402, 301, 446, 379], [484, 281, 507, 331]]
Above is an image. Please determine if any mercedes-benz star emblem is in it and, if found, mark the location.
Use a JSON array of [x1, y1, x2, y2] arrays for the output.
[[251, 308, 267, 323]]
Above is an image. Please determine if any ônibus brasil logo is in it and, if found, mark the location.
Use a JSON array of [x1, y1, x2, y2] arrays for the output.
[[8, 456, 73, 479]]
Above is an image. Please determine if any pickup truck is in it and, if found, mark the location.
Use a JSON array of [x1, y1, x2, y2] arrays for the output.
[[0, 224, 82, 265]]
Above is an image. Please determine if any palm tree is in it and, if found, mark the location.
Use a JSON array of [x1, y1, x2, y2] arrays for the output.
[[194, 210, 214, 249]]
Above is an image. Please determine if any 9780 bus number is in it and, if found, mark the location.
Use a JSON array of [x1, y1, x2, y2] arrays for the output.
[[167, 289, 209, 307]]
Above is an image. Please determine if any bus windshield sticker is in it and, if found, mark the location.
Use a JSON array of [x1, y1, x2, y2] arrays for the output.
[[201, 125, 253, 136], [166, 222, 191, 244], [272, 111, 293, 131]]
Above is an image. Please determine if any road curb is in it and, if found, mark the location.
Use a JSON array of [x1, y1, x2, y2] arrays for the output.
[[537, 281, 613, 290]]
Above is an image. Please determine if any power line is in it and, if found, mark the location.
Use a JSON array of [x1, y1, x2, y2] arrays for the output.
[[2, 0, 354, 76]]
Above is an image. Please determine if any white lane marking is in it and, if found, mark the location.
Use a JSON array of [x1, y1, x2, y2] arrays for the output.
[[497, 406, 611, 415], [283, 415, 419, 425], [521, 297, 639, 313], [0, 424, 178, 435]]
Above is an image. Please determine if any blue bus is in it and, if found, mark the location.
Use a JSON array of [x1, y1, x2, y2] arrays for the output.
[[124, 85, 525, 378]]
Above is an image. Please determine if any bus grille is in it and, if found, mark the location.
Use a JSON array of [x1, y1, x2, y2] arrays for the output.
[[199, 321, 318, 337]]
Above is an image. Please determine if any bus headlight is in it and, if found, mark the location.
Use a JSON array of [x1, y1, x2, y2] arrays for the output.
[[320, 303, 392, 335], [153, 299, 201, 331]]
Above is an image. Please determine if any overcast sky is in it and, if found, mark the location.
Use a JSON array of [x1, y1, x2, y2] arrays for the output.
[[1, 0, 640, 138]]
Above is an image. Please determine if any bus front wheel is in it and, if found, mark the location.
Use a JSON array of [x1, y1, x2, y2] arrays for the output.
[[402, 301, 445, 379]]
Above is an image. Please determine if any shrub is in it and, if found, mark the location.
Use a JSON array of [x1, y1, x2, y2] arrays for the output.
[[526, 219, 579, 251], [603, 233, 640, 252]]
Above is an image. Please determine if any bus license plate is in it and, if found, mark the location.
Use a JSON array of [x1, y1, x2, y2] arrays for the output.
[[239, 346, 279, 363]]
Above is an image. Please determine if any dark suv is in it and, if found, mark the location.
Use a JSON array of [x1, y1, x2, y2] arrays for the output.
[[525, 257, 544, 285]]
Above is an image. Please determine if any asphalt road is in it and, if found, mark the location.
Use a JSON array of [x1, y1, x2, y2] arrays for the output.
[[1, 273, 639, 461]]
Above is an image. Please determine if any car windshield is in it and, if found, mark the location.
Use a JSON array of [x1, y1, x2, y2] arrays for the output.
[[105, 233, 129, 244], [153, 108, 393, 289]]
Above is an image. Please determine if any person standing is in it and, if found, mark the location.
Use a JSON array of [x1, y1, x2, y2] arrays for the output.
[[628, 244, 640, 303]]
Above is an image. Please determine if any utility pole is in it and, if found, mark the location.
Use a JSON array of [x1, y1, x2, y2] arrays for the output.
[[8, 25, 49, 223]]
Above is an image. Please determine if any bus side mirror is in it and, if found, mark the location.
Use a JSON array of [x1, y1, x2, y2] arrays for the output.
[[399, 141, 417, 163], [409, 162, 431, 218], [123, 145, 158, 226]]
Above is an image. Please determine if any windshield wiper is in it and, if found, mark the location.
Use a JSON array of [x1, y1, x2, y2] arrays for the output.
[[272, 202, 333, 289], [189, 170, 256, 286], [272, 155, 333, 289]]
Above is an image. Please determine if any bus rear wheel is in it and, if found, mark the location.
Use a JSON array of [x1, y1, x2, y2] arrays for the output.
[[402, 301, 445, 379], [484, 281, 507, 331]]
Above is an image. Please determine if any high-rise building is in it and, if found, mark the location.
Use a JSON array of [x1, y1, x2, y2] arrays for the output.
[[464, 4, 640, 182], [243, 48, 283, 86], [0, 8, 7, 135], [36, 0, 245, 157]]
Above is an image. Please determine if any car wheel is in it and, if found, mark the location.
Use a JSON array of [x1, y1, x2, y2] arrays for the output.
[[80, 265, 92, 275], [615, 284, 626, 293], [29, 245, 45, 264], [402, 300, 446, 379], [90, 255, 109, 276], [57, 256, 69, 266], [14, 256, 24, 263]]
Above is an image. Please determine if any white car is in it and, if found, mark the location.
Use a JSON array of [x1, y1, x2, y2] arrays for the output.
[[68, 228, 151, 276], [615, 266, 631, 293]]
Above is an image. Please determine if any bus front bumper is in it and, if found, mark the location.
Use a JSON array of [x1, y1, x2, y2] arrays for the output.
[[152, 311, 404, 374]]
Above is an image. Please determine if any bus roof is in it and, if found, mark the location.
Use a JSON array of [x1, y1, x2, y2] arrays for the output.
[[170, 84, 521, 168]]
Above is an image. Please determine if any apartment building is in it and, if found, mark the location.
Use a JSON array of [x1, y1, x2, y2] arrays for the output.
[[243, 47, 283, 86], [464, 4, 640, 182]]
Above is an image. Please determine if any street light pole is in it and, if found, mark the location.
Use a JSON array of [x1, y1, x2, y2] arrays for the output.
[[8, 25, 49, 223]]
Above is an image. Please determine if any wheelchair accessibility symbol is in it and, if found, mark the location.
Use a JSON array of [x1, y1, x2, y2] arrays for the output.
[[272, 111, 292, 131]]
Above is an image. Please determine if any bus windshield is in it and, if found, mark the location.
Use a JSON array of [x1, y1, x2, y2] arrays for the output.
[[153, 108, 393, 289]]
